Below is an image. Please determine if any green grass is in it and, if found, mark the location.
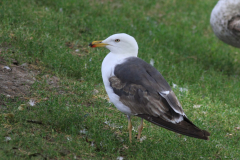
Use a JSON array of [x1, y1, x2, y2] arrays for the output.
[[1, 0, 240, 159]]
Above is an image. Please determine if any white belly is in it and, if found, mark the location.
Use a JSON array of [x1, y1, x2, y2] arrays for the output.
[[101, 53, 133, 116], [104, 83, 132, 115]]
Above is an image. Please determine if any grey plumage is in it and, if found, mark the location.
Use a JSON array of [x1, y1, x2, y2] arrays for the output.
[[210, 0, 240, 48], [109, 57, 210, 140]]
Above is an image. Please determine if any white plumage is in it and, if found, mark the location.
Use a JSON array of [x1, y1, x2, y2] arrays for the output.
[[101, 34, 138, 115]]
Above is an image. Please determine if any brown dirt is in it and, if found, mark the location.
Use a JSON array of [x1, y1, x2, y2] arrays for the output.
[[0, 56, 38, 98]]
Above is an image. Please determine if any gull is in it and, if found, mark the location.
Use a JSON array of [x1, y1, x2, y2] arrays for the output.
[[210, 0, 240, 48], [89, 33, 210, 142]]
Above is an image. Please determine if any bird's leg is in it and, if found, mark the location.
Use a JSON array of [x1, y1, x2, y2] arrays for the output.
[[137, 118, 143, 140], [127, 115, 132, 143]]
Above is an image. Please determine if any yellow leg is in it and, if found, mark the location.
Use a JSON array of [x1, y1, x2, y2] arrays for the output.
[[127, 116, 132, 143], [137, 118, 143, 140]]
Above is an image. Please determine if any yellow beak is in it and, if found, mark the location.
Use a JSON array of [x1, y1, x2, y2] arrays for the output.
[[89, 40, 108, 48]]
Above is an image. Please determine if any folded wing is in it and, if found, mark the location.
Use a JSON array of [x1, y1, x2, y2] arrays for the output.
[[109, 57, 210, 140]]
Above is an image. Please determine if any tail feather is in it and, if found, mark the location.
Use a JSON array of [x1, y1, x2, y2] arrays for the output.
[[137, 114, 210, 140]]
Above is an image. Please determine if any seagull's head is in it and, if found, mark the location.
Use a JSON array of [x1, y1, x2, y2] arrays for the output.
[[89, 33, 138, 57]]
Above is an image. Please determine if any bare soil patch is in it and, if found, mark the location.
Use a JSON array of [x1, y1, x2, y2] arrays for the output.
[[0, 56, 38, 98]]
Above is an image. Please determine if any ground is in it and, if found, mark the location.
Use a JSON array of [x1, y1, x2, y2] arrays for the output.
[[1, 0, 240, 159], [0, 56, 36, 97]]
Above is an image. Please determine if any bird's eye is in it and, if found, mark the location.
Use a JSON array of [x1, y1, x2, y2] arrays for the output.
[[115, 39, 120, 42]]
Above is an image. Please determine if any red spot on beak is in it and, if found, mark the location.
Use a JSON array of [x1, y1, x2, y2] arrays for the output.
[[89, 42, 97, 48]]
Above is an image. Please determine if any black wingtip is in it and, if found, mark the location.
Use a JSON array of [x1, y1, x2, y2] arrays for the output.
[[137, 114, 210, 140], [202, 130, 210, 140]]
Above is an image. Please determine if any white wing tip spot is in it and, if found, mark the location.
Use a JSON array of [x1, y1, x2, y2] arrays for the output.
[[175, 115, 184, 123], [160, 91, 170, 96]]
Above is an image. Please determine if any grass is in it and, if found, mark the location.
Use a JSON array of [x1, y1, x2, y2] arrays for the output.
[[0, 0, 240, 159]]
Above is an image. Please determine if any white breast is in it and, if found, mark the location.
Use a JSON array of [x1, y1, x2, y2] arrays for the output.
[[101, 52, 133, 115]]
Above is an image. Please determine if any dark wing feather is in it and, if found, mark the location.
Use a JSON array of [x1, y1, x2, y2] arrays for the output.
[[228, 15, 240, 37], [112, 57, 183, 119], [137, 114, 210, 140], [110, 57, 210, 140]]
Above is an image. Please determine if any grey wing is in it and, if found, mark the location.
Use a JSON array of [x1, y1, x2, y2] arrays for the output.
[[110, 57, 185, 123], [109, 76, 184, 123], [159, 90, 184, 116], [109, 57, 211, 140]]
